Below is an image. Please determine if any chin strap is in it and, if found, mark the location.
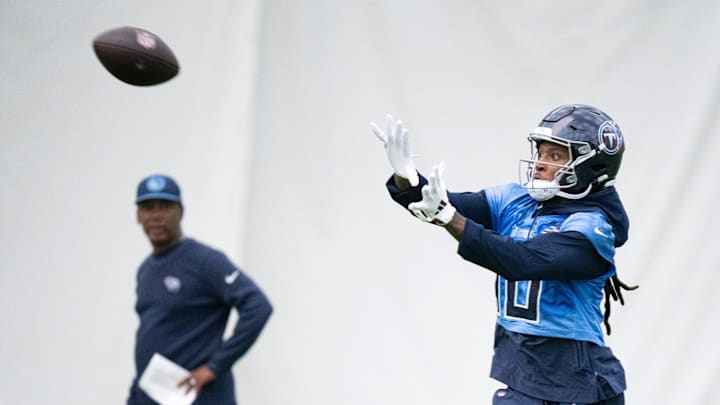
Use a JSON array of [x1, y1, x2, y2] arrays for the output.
[[555, 183, 593, 200]]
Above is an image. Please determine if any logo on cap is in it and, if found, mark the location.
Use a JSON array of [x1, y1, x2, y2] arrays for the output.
[[146, 176, 167, 192], [136, 174, 181, 204]]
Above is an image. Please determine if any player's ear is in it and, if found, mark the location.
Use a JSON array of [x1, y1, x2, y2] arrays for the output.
[[136, 207, 142, 224], [178, 204, 184, 220]]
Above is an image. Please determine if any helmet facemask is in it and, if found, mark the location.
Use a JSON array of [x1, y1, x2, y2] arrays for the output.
[[519, 127, 598, 201]]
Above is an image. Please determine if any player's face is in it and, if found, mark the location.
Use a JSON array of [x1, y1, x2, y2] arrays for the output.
[[137, 199, 183, 251], [534, 142, 570, 181]]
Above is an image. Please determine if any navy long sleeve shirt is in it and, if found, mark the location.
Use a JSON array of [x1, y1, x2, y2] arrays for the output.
[[127, 238, 272, 405]]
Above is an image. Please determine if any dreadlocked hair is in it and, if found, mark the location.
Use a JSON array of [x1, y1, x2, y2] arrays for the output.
[[603, 274, 639, 335]]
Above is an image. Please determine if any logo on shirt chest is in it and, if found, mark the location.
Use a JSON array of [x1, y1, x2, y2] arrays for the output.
[[510, 225, 530, 240], [511, 217, 564, 240], [540, 225, 560, 234], [163, 276, 182, 293]]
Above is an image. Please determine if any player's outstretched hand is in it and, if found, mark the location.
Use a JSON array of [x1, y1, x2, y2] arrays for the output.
[[371, 114, 420, 186], [408, 162, 456, 225]]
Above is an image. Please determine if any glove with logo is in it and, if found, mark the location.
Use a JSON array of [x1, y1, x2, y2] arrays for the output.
[[371, 114, 420, 187], [408, 162, 456, 225]]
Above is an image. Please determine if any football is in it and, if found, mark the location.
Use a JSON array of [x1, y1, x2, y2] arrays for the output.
[[92, 26, 179, 86]]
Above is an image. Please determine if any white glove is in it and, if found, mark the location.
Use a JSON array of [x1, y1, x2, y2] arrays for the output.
[[371, 114, 419, 186], [408, 162, 456, 225]]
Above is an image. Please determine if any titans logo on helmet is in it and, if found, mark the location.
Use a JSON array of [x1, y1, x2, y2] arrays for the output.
[[598, 121, 623, 155]]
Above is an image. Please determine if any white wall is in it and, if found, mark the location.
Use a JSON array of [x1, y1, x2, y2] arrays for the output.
[[2, 1, 719, 404]]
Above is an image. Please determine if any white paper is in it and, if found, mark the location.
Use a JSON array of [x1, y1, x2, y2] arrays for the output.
[[138, 353, 197, 405]]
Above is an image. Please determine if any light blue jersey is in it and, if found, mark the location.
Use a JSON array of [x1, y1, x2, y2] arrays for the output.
[[387, 175, 630, 401], [485, 183, 616, 345]]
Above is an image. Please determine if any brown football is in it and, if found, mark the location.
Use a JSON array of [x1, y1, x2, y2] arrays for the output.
[[92, 26, 179, 86]]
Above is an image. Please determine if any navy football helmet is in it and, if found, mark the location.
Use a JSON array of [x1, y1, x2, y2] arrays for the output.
[[520, 104, 625, 201]]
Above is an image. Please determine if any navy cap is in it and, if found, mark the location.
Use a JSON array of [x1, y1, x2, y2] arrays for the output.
[[135, 174, 182, 204]]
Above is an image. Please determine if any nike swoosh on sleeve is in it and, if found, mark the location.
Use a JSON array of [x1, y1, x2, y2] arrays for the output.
[[224, 270, 240, 284], [593, 226, 610, 238]]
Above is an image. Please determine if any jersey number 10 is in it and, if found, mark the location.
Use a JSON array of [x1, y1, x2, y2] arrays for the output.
[[504, 280, 541, 323]]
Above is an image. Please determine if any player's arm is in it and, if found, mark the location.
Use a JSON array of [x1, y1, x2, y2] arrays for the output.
[[386, 174, 427, 205], [391, 174, 413, 190], [443, 211, 467, 241], [373, 116, 494, 227], [386, 172, 494, 228], [404, 165, 608, 280], [457, 220, 609, 281]]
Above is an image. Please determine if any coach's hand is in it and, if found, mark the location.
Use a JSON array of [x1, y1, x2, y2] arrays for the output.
[[372, 114, 420, 186], [409, 162, 456, 225], [178, 364, 216, 396]]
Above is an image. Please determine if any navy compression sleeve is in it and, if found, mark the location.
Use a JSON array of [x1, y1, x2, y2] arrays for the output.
[[386, 175, 427, 207], [458, 220, 609, 280], [448, 190, 493, 229], [386, 176, 494, 228]]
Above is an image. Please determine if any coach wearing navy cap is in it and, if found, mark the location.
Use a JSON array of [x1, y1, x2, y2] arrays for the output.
[[128, 174, 273, 405], [134, 174, 183, 255], [135, 174, 182, 204]]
